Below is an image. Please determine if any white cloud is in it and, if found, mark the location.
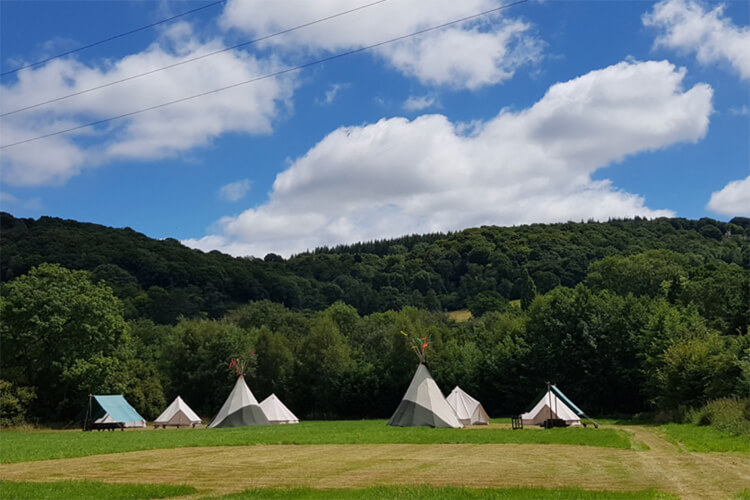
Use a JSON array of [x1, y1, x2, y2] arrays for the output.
[[0, 22, 296, 186], [643, 0, 750, 80], [317, 83, 349, 105], [403, 95, 437, 112], [184, 60, 713, 257], [219, 0, 543, 89], [219, 179, 252, 202], [729, 105, 749, 116], [0, 192, 42, 211], [707, 175, 750, 216]]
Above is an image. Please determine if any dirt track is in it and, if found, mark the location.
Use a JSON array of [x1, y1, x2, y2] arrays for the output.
[[0, 427, 747, 499]]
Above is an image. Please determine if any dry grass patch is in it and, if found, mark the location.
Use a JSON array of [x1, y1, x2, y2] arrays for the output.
[[1, 431, 748, 500]]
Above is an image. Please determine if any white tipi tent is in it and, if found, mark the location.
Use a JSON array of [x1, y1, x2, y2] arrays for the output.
[[446, 386, 490, 425], [520, 384, 586, 426], [259, 394, 299, 424], [208, 376, 269, 428], [388, 364, 463, 428], [154, 396, 202, 428]]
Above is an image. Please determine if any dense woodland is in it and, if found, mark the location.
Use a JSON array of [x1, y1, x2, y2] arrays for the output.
[[1, 212, 748, 427]]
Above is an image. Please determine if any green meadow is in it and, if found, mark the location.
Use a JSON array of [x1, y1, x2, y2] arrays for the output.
[[205, 485, 679, 500], [1, 422, 749, 499], [0, 420, 630, 464], [0, 480, 196, 500]]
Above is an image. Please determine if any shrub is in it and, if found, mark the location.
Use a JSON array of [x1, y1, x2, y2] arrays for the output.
[[688, 397, 750, 436], [0, 380, 36, 426]]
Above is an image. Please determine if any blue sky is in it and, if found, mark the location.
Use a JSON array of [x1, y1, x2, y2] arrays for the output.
[[1, 0, 748, 257]]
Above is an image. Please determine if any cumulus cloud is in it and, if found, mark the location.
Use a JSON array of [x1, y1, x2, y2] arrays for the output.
[[219, 0, 543, 89], [183, 60, 713, 257], [219, 179, 252, 202], [707, 175, 750, 216], [643, 0, 750, 79], [0, 22, 296, 186]]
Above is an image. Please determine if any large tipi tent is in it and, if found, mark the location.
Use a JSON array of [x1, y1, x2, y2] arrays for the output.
[[208, 376, 269, 428], [388, 364, 463, 428], [446, 386, 490, 425], [259, 394, 299, 424], [520, 384, 587, 426], [84, 395, 146, 430], [154, 396, 202, 428]]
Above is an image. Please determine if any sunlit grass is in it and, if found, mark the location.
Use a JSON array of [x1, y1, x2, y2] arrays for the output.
[[0, 420, 630, 464], [660, 423, 750, 452], [0, 480, 196, 500], [206, 485, 678, 500]]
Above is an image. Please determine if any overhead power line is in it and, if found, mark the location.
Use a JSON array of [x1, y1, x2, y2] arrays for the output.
[[1, 0, 391, 118], [0, 0, 529, 150], [1, 0, 226, 77]]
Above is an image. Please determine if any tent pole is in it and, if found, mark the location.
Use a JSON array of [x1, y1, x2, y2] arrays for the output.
[[84, 394, 92, 431], [547, 381, 552, 425]]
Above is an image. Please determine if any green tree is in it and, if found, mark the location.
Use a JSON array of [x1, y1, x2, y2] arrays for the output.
[[0, 263, 129, 419], [519, 269, 537, 311], [0, 380, 36, 426]]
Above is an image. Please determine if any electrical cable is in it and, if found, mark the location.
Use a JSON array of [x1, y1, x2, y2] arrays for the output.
[[1, 0, 528, 150], [0, 0, 226, 77], [1, 0, 390, 118]]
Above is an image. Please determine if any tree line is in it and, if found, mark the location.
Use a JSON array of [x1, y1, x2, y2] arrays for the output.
[[1, 243, 747, 425]]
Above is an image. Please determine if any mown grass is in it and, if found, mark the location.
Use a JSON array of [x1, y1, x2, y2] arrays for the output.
[[447, 310, 473, 322], [660, 423, 750, 452], [207, 486, 677, 500], [0, 480, 196, 500], [735, 490, 750, 500], [0, 420, 630, 464]]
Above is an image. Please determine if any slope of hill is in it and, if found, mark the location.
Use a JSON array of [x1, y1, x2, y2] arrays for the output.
[[1, 211, 747, 324]]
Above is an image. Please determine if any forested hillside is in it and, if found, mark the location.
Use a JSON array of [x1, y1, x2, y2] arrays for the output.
[[1, 212, 748, 427], [2, 212, 748, 323]]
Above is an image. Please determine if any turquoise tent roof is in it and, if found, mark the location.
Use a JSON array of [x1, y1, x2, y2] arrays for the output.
[[550, 385, 585, 416], [93, 395, 144, 423]]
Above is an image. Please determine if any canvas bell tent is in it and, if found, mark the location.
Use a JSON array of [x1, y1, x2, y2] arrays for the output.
[[446, 386, 490, 425], [208, 375, 269, 428], [154, 396, 202, 428], [519, 384, 596, 427], [259, 394, 299, 424], [388, 363, 463, 428], [82, 395, 146, 430]]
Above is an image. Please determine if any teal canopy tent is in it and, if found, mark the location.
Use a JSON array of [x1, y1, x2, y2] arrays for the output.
[[83, 395, 146, 430]]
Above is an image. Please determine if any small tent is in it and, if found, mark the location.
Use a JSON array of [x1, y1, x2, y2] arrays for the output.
[[208, 375, 269, 428], [520, 384, 587, 427], [154, 396, 202, 428], [446, 386, 490, 425], [388, 363, 463, 428], [259, 394, 299, 424], [83, 395, 146, 430]]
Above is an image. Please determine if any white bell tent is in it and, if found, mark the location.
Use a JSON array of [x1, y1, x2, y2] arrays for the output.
[[446, 386, 490, 425], [520, 384, 592, 427], [154, 396, 201, 428], [259, 394, 299, 424]]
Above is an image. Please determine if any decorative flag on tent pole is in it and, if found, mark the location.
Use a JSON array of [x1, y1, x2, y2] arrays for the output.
[[228, 351, 255, 377], [401, 331, 430, 364]]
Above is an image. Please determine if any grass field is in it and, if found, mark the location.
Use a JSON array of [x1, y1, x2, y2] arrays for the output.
[[0, 420, 631, 464], [0, 480, 196, 500], [447, 310, 473, 322], [660, 424, 750, 452], [0, 422, 748, 500], [206, 485, 679, 499]]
